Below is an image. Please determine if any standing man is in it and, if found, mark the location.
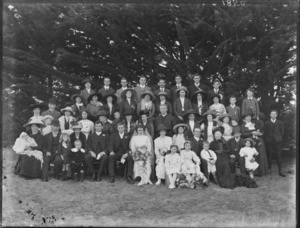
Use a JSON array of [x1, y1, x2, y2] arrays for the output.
[[170, 74, 184, 103], [80, 78, 95, 106], [134, 76, 151, 103], [187, 74, 209, 99], [86, 121, 109, 181], [41, 98, 61, 122], [207, 79, 225, 104], [153, 78, 171, 99], [264, 110, 285, 177], [115, 77, 129, 104], [108, 122, 135, 184], [98, 77, 115, 98]]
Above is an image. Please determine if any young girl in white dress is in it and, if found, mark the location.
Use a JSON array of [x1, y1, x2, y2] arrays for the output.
[[165, 144, 181, 189], [180, 140, 201, 188], [239, 138, 259, 179], [78, 110, 94, 139]]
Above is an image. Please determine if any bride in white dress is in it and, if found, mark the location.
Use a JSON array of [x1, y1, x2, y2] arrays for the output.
[[130, 124, 153, 186]]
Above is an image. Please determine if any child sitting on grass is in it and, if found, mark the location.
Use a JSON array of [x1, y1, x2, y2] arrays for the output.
[[239, 138, 259, 179], [69, 140, 86, 182], [165, 144, 181, 189]]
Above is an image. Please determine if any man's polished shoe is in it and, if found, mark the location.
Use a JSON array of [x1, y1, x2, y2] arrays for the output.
[[108, 176, 115, 183], [279, 171, 286, 177], [127, 176, 134, 184]]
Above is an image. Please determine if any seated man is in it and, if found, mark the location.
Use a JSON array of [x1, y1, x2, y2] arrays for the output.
[[86, 121, 109, 182], [108, 122, 135, 184]]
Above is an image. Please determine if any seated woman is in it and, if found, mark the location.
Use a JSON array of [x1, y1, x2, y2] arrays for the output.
[[172, 123, 189, 151], [130, 124, 152, 186], [85, 93, 104, 122], [209, 94, 226, 117], [200, 110, 218, 143], [13, 119, 45, 179], [78, 110, 94, 140], [216, 113, 233, 142], [241, 112, 268, 177], [154, 91, 173, 116], [137, 91, 156, 120]]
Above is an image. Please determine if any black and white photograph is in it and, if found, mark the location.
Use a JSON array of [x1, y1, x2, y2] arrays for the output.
[[1, 0, 298, 226]]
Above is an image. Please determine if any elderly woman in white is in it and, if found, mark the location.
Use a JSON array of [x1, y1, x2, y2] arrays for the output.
[[130, 124, 153, 186], [154, 124, 173, 185]]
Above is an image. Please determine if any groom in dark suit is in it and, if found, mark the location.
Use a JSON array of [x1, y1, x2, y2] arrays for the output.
[[264, 110, 286, 177], [108, 121, 135, 184]]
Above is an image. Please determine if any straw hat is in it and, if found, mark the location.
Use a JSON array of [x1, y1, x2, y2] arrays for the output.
[[157, 91, 169, 100], [42, 115, 54, 123], [202, 110, 217, 118], [244, 138, 255, 147], [173, 123, 190, 133], [71, 122, 83, 129], [60, 107, 75, 115], [176, 86, 188, 94], [141, 91, 156, 101], [219, 113, 232, 121], [61, 130, 72, 136], [23, 119, 46, 129]]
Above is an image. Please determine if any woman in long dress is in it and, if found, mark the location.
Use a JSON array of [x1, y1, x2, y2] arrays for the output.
[[130, 124, 153, 186], [13, 119, 45, 178], [78, 110, 94, 139]]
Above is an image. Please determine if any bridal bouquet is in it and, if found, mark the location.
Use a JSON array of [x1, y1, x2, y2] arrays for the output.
[[133, 146, 151, 166]]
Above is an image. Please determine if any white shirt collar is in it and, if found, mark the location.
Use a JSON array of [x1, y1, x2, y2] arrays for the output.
[[122, 87, 127, 90], [161, 113, 167, 117], [104, 86, 109, 90], [194, 136, 200, 141], [96, 131, 102, 136], [140, 85, 145, 89], [119, 132, 124, 138], [194, 83, 200, 87]]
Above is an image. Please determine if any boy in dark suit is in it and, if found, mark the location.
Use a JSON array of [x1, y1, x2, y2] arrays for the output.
[[226, 95, 241, 124], [153, 78, 172, 99], [98, 77, 115, 97], [170, 74, 185, 103], [108, 122, 135, 184], [207, 79, 224, 104], [264, 110, 286, 177], [187, 74, 209, 99], [69, 140, 86, 182]]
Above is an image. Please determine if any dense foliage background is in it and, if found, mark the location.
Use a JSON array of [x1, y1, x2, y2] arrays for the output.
[[2, 3, 297, 145]]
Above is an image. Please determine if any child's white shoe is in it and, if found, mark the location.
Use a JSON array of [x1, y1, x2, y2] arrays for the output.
[[155, 179, 161, 185], [138, 180, 144, 186], [169, 185, 175, 189]]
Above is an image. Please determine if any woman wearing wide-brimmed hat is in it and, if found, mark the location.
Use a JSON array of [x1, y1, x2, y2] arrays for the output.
[[191, 89, 208, 118], [172, 123, 190, 150], [80, 77, 96, 106], [13, 119, 45, 179], [209, 94, 226, 116], [58, 106, 76, 135], [102, 93, 119, 123], [173, 86, 193, 123], [216, 113, 233, 142], [85, 92, 105, 122], [137, 110, 154, 139], [70, 94, 85, 120], [137, 91, 156, 120], [154, 91, 173, 116], [28, 103, 45, 123], [69, 122, 87, 150], [200, 110, 218, 143], [241, 111, 268, 177], [119, 88, 138, 121]]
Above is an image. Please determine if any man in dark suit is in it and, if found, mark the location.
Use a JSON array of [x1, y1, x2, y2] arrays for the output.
[[188, 127, 203, 158], [153, 78, 172, 99], [154, 104, 175, 138], [98, 110, 114, 135], [184, 109, 201, 138], [226, 95, 241, 124], [227, 126, 245, 174], [170, 74, 185, 103], [187, 74, 209, 99], [207, 79, 225, 104], [42, 120, 61, 182], [86, 121, 109, 181], [70, 123, 87, 149], [173, 86, 193, 123], [264, 110, 286, 177], [108, 122, 135, 184], [98, 77, 115, 97]]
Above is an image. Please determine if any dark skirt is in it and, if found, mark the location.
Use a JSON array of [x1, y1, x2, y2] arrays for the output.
[[215, 153, 236, 189], [254, 139, 269, 176], [14, 155, 42, 178]]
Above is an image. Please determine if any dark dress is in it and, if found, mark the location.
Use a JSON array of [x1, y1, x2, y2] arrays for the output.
[[69, 149, 86, 174], [57, 142, 71, 165], [241, 120, 269, 176]]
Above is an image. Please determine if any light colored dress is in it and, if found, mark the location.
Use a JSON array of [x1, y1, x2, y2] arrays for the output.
[[165, 153, 181, 175], [79, 119, 94, 139], [154, 136, 172, 179], [209, 103, 226, 116], [130, 134, 152, 182], [58, 116, 76, 135], [200, 149, 217, 173], [172, 134, 186, 150], [180, 150, 200, 174], [239, 147, 259, 171], [222, 123, 233, 141]]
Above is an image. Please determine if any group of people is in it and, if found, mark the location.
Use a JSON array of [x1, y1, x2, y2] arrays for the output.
[[13, 74, 286, 189]]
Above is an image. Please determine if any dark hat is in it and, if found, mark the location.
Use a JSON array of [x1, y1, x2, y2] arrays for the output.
[[82, 78, 92, 85], [48, 98, 57, 105], [157, 124, 167, 132], [71, 94, 83, 103], [103, 93, 117, 104], [52, 119, 60, 127], [258, 112, 266, 120], [71, 122, 83, 129], [173, 123, 190, 133], [212, 126, 224, 135], [211, 94, 221, 101], [242, 111, 255, 119], [157, 91, 169, 99], [124, 110, 133, 116], [30, 103, 44, 110], [170, 144, 179, 150], [202, 110, 217, 118], [121, 88, 137, 101], [87, 93, 102, 103], [232, 126, 241, 135], [183, 109, 200, 119], [97, 110, 108, 117], [139, 110, 150, 116], [244, 138, 255, 146], [192, 89, 208, 102], [212, 79, 222, 85], [141, 91, 155, 101], [219, 113, 232, 121], [184, 140, 192, 146]]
